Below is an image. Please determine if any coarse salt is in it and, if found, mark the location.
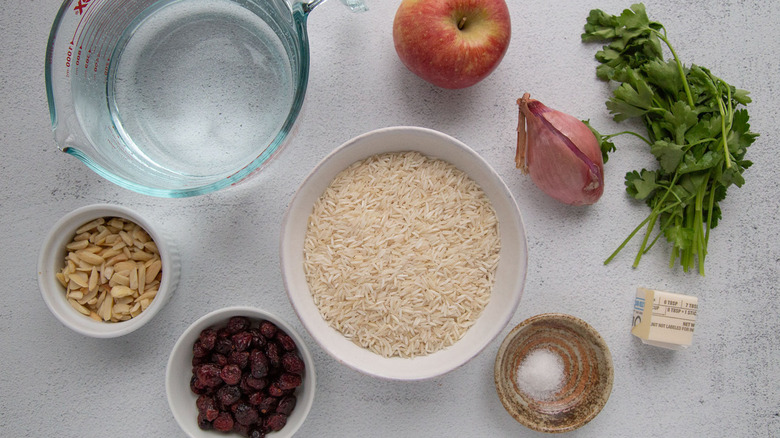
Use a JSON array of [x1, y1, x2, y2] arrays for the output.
[[515, 348, 564, 400]]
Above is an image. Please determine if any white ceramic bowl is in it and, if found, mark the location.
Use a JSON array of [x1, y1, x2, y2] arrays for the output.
[[280, 126, 528, 380], [37, 203, 179, 338], [166, 306, 315, 438]]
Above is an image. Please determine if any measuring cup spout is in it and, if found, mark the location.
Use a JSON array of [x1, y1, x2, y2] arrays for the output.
[[303, 0, 367, 13]]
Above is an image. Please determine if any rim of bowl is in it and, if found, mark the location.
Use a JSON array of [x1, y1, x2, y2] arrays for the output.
[[165, 306, 316, 438], [494, 313, 614, 433], [280, 126, 528, 380], [37, 203, 178, 338]]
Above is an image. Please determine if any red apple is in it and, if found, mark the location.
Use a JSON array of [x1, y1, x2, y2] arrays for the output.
[[392, 0, 511, 89]]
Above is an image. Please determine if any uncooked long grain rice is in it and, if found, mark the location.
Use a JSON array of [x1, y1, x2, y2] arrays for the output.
[[303, 151, 500, 358]]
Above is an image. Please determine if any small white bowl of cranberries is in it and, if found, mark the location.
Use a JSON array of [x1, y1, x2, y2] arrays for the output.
[[166, 307, 315, 438]]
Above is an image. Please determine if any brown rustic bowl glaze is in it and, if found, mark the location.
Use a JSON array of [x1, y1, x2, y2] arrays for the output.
[[494, 313, 613, 433]]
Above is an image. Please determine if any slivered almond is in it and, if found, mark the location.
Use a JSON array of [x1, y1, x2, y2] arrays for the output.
[[129, 267, 138, 290], [66, 240, 89, 251], [137, 262, 146, 295], [56, 272, 68, 288], [110, 285, 134, 298], [137, 289, 157, 301], [113, 261, 137, 273], [131, 250, 154, 261], [99, 248, 121, 259], [76, 250, 105, 266], [76, 218, 104, 234], [98, 295, 113, 321], [119, 230, 133, 246], [88, 266, 99, 292], [79, 288, 98, 305], [109, 273, 130, 287], [58, 216, 162, 323], [105, 253, 128, 267], [68, 272, 89, 288], [68, 290, 84, 300], [113, 303, 131, 315], [107, 218, 125, 229], [69, 299, 91, 315], [145, 260, 162, 283]]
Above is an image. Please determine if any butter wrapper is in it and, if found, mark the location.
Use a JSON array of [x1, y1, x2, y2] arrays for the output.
[[631, 287, 697, 350]]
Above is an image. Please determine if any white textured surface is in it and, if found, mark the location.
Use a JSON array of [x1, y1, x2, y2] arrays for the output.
[[1, 1, 778, 436]]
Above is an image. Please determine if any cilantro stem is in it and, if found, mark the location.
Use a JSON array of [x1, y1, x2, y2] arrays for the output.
[[603, 130, 652, 145], [604, 213, 653, 265], [652, 29, 695, 108], [716, 96, 733, 168], [633, 211, 659, 268]]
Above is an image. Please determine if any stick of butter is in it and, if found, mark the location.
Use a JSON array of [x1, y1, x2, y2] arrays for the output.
[[631, 287, 698, 350]]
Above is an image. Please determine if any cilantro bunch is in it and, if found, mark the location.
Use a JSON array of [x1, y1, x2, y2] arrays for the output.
[[582, 3, 758, 275]]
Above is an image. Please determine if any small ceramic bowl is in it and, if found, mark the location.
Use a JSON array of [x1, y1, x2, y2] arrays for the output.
[[166, 306, 315, 438], [37, 203, 179, 338], [494, 313, 614, 433], [281, 126, 528, 380]]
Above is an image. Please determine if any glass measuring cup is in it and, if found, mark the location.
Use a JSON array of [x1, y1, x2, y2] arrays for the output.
[[45, 0, 366, 197]]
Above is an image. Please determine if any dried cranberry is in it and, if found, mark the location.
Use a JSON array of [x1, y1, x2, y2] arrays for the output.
[[267, 382, 285, 397], [245, 375, 267, 391], [247, 392, 264, 406], [193, 340, 210, 358], [276, 373, 302, 391], [229, 350, 250, 369], [211, 353, 228, 368], [227, 316, 251, 334], [264, 342, 281, 369], [259, 321, 277, 339], [232, 421, 250, 437], [281, 352, 305, 375], [191, 355, 207, 367], [264, 413, 287, 432], [232, 331, 253, 352], [197, 412, 213, 430], [190, 376, 207, 395], [250, 350, 269, 378], [216, 385, 241, 408], [213, 412, 234, 432], [195, 364, 223, 388], [276, 331, 297, 351], [215, 337, 233, 356], [233, 402, 260, 426], [249, 328, 266, 348], [256, 396, 277, 415], [220, 364, 242, 386], [196, 395, 219, 421], [199, 328, 218, 350], [276, 395, 297, 416]]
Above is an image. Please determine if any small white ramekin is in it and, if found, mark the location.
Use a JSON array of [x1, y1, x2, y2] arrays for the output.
[[37, 203, 180, 338], [166, 306, 316, 438]]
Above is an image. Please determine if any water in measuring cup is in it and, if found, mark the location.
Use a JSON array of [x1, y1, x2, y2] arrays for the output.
[[108, 0, 294, 179]]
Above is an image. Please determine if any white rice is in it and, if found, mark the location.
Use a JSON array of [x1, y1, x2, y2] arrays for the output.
[[303, 151, 500, 358]]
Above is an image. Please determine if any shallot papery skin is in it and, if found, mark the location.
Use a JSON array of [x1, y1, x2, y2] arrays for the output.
[[516, 93, 604, 205]]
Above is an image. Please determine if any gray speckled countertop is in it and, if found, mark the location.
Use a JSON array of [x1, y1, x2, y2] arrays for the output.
[[1, 1, 778, 436]]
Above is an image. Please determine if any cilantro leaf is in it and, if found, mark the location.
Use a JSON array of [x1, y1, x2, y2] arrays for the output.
[[607, 78, 655, 122], [650, 140, 685, 173], [625, 169, 659, 200], [659, 101, 699, 144]]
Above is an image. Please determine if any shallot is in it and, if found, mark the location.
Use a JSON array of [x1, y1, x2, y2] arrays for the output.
[[516, 93, 604, 205]]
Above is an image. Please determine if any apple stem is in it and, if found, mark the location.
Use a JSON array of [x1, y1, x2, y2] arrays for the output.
[[458, 16, 467, 30]]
